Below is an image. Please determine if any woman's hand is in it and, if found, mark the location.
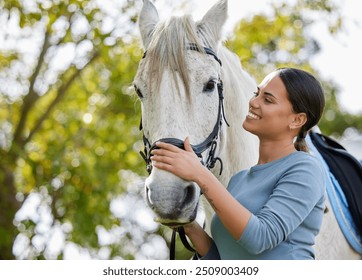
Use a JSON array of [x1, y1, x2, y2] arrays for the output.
[[150, 137, 206, 182], [180, 221, 213, 257]]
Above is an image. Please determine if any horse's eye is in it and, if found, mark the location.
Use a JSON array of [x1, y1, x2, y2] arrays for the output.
[[134, 85, 144, 98], [203, 80, 216, 92]]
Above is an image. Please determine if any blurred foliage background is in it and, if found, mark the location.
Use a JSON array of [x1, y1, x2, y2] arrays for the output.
[[0, 0, 361, 260]]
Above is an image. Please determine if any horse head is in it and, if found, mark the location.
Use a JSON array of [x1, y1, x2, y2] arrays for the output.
[[134, 0, 258, 228]]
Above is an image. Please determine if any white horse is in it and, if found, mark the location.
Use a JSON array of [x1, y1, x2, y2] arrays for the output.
[[134, 0, 360, 260]]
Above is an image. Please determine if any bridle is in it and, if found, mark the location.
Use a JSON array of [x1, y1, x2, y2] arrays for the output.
[[138, 43, 227, 259], [139, 43, 228, 176]]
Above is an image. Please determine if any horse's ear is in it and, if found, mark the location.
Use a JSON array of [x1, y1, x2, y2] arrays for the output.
[[198, 0, 228, 44], [138, 0, 160, 49]]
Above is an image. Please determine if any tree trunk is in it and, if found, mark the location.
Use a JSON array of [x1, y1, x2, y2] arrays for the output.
[[0, 164, 20, 259]]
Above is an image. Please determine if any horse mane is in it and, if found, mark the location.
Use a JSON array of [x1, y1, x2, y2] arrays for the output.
[[146, 15, 206, 97]]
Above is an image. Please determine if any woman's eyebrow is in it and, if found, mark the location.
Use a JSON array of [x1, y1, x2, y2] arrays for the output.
[[264, 91, 278, 100], [257, 86, 278, 100]]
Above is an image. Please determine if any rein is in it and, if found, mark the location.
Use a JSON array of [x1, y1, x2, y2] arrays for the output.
[[170, 227, 197, 260], [139, 43, 226, 259]]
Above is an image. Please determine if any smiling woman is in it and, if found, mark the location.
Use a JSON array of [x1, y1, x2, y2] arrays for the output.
[[151, 67, 328, 259]]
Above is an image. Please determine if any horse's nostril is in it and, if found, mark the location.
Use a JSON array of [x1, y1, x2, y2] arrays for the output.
[[181, 185, 196, 209], [146, 185, 154, 206]]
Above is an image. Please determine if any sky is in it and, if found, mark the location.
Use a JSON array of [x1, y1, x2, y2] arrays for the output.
[[158, 0, 362, 115]]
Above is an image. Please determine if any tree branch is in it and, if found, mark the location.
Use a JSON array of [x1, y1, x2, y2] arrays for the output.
[[24, 51, 100, 145], [13, 28, 51, 147]]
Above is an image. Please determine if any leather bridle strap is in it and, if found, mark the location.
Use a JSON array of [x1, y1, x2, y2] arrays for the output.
[[142, 43, 222, 67], [170, 227, 196, 260], [187, 43, 222, 66]]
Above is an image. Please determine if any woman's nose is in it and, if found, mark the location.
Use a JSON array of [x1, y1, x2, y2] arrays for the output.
[[249, 96, 259, 109]]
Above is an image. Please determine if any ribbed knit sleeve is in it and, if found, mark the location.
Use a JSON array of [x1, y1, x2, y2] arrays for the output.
[[236, 156, 325, 255]]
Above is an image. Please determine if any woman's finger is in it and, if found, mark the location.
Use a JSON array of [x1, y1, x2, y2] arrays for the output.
[[151, 147, 177, 158], [184, 136, 193, 152], [154, 141, 181, 152]]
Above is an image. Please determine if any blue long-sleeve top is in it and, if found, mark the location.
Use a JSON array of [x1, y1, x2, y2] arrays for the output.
[[204, 151, 326, 260]]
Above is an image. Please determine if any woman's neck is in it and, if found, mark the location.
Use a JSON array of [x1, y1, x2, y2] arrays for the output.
[[257, 138, 296, 165]]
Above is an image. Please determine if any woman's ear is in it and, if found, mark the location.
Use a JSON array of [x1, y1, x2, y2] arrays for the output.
[[289, 113, 307, 130]]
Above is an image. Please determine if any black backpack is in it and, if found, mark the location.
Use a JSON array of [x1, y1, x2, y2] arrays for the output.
[[309, 131, 362, 236]]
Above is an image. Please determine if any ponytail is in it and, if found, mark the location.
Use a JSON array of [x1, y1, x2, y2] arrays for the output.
[[294, 130, 308, 152]]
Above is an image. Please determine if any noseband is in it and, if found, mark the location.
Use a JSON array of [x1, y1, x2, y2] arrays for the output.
[[139, 43, 228, 176], [138, 43, 227, 259]]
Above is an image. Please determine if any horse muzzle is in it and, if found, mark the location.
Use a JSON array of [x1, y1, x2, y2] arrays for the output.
[[145, 174, 200, 225]]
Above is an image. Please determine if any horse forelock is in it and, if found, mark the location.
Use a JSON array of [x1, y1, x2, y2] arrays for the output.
[[146, 15, 206, 98]]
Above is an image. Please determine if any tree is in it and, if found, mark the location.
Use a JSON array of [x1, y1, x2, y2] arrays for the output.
[[0, 0, 154, 259]]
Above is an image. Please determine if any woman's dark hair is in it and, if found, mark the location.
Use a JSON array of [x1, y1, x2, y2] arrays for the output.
[[276, 68, 325, 152]]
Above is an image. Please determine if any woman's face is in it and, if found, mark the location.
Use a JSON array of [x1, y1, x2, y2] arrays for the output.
[[243, 71, 297, 140]]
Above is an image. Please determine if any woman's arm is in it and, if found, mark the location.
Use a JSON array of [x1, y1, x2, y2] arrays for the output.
[[150, 137, 252, 240]]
